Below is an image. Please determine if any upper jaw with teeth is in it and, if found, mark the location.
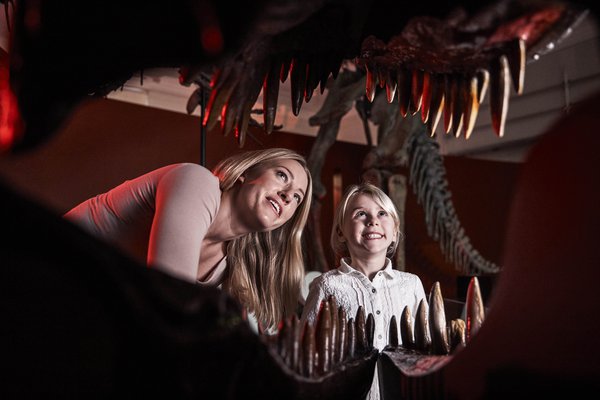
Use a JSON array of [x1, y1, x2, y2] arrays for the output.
[[268, 198, 282, 216]]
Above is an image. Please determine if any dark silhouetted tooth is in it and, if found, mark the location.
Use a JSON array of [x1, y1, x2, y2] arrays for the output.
[[290, 314, 301, 371], [316, 300, 331, 374], [400, 306, 415, 349], [420, 71, 432, 123], [386, 70, 397, 103], [305, 62, 319, 103], [347, 317, 356, 359], [489, 55, 510, 137], [280, 58, 291, 83], [290, 57, 307, 116], [388, 315, 399, 348], [506, 38, 526, 95], [466, 276, 485, 342], [397, 67, 411, 117], [278, 317, 290, 360], [338, 307, 347, 363], [427, 75, 445, 137], [319, 71, 330, 94], [203, 69, 233, 130], [234, 107, 251, 147], [377, 68, 387, 88], [428, 282, 450, 355], [410, 68, 424, 115], [462, 75, 480, 139], [449, 318, 466, 352], [451, 76, 464, 138], [302, 323, 316, 378], [355, 306, 367, 354], [328, 297, 338, 365], [415, 299, 431, 353], [366, 313, 375, 349], [476, 69, 490, 104], [443, 74, 454, 134], [263, 61, 281, 134], [365, 64, 377, 102]]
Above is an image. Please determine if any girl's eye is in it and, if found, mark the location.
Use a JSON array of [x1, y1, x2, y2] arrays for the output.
[[378, 211, 388, 217], [355, 211, 366, 217]]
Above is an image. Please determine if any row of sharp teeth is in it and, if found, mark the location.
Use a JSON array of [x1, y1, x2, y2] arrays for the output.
[[267, 276, 485, 378], [361, 38, 526, 139]]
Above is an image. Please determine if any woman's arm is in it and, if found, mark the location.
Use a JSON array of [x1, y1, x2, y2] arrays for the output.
[[148, 163, 220, 282]]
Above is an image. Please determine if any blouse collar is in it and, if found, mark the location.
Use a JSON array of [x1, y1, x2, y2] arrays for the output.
[[339, 257, 395, 279]]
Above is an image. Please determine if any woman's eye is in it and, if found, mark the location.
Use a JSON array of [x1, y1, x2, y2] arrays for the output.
[[276, 171, 288, 181], [294, 193, 302, 203]]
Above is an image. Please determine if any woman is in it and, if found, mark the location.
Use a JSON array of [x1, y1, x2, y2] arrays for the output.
[[65, 148, 313, 330]]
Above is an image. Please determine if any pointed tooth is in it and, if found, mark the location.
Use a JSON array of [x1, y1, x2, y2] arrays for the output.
[[305, 62, 317, 102], [420, 71, 432, 123], [443, 74, 454, 134], [290, 315, 301, 371], [355, 305, 367, 354], [263, 61, 281, 134], [414, 299, 431, 353], [462, 75, 480, 139], [347, 317, 356, 359], [427, 74, 445, 137], [428, 282, 450, 355], [400, 306, 415, 349], [290, 57, 307, 116], [234, 107, 251, 147], [365, 64, 377, 102], [328, 296, 339, 365], [366, 313, 375, 350], [410, 68, 424, 115], [316, 300, 331, 374], [490, 55, 511, 137], [506, 38, 526, 95], [302, 322, 316, 377], [451, 76, 464, 138], [388, 315, 399, 348], [280, 58, 291, 83], [476, 69, 490, 104], [466, 276, 485, 342], [449, 318, 466, 352], [397, 67, 411, 117], [337, 307, 347, 363], [278, 318, 290, 359], [386, 70, 397, 103], [203, 70, 233, 131]]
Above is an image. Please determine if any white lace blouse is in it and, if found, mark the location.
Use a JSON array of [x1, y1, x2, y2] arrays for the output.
[[300, 257, 427, 400]]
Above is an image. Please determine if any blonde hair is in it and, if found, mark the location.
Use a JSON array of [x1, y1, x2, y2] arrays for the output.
[[331, 182, 401, 258], [212, 148, 313, 330]]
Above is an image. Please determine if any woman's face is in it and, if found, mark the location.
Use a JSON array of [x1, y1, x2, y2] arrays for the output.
[[235, 159, 309, 232], [340, 193, 396, 259]]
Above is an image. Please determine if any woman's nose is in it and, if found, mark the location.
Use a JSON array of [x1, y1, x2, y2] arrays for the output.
[[279, 191, 291, 204]]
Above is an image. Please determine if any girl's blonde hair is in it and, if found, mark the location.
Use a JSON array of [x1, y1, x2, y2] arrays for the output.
[[330, 182, 401, 258], [212, 148, 313, 330]]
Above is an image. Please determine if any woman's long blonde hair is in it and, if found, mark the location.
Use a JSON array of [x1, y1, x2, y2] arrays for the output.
[[212, 148, 313, 330]]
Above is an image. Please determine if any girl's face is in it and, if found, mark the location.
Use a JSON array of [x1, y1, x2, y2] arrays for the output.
[[235, 159, 308, 232], [340, 193, 396, 259]]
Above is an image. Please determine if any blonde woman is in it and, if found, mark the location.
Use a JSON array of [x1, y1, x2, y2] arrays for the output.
[[65, 148, 312, 330]]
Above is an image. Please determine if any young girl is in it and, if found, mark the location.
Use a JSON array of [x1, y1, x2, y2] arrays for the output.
[[65, 148, 312, 331], [300, 182, 426, 400]]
